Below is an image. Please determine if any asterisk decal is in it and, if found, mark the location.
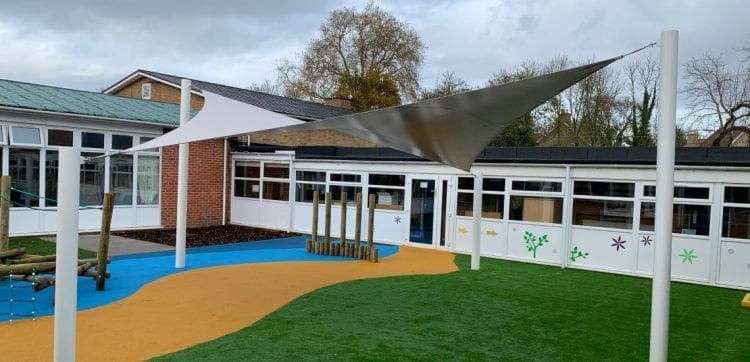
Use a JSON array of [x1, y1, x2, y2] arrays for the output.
[[394, 216, 401, 224], [458, 227, 469, 234], [641, 235, 653, 246], [611, 236, 627, 251], [679, 249, 697, 264]]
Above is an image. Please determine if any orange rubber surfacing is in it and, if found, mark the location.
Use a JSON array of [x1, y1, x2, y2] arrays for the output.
[[0, 246, 456, 361]]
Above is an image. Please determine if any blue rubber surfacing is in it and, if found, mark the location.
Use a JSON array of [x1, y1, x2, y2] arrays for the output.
[[1, 236, 398, 322]]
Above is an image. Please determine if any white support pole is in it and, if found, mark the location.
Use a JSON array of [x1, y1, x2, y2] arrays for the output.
[[471, 171, 483, 270], [175, 79, 191, 268], [649, 30, 678, 362], [54, 147, 81, 362]]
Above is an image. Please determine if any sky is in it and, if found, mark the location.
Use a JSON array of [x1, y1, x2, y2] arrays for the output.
[[0, 0, 747, 102]]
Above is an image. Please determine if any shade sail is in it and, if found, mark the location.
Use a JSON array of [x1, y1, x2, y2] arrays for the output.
[[267, 58, 618, 171], [126, 57, 617, 170], [126, 91, 304, 152]]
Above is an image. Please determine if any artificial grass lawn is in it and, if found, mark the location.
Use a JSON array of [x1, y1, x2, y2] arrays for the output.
[[154, 255, 750, 361], [9, 236, 96, 258]]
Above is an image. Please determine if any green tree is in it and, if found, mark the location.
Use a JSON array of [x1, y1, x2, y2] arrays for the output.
[[277, 1, 425, 106], [486, 60, 544, 146], [622, 58, 658, 147], [333, 66, 400, 112]]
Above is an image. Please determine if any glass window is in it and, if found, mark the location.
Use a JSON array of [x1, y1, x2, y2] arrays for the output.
[[458, 177, 473, 190], [725, 186, 750, 204], [640, 202, 711, 236], [574, 181, 634, 198], [456, 192, 504, 219], [139, 136, 158, 153], [370, 187, 404, 211], [234, 179, 260, 198], [81, 132, 104, 149], [263, 163, 289, 179], [722, 207, 750, 239], [137, 155, 160, 205], [510, 196, 563, 224], [263, 181, 289, 201], [572, 199, 633, 229], [297, 171, 326, 182], [47, 129, 73, 147], [295, 183, 325, 203], [483, 178, 505, 192], [9, 149, 40, 207], [0, 125, 5, 144], [235, 161, 260, 178], [10, 126, 42, 146], [644, 185, 709, 199], [330, 173, 361, 183], [330, 185, 361, 203], [45, 150, 59, 207], [110, 154, 133, 205], [368, 174, 405, 187], [512, 181, 562, 192], [112, 135, 133, 150], [80, 152, 105, 206]]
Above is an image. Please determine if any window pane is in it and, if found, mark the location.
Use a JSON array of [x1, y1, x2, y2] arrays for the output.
[[47, 129, 73, 147], [456, 192, 473, 216], [369, 187, 404, 211], [512, 180, 562, 193], [234, 179, 260, 198], [9, 148, 40, 207], [369, 174, 405, 187], [510, 196, 563, 224], [263, 181, 289, 201], [111, 154, 133, 205], [330, 173, 361, 183], [296, 171, 326, 182], [640, 202, 710, 235], [137, 155, 160, 205], [574, 181, 634, 198], [483, 178, 505, 192], [139, 136, 158, 153], [295, 183, 325, 203], [235, 161, 260, 178], [643, 185, 656, 197], [458, 177, 473, 190], [45, 150, 58, 207], [456, 193, 503, 219], [80, 152, 105, 206], [81, 132, 104, 148], [723, 207, 750, 239], [725, 187, 750, 204], [112, 135, 133, 150], [11, 126, 42, 145], [572, 199, 633, 229], [645, 185, 710, 199], [263, 163, 289, 179], [330, 185, 361, 204]]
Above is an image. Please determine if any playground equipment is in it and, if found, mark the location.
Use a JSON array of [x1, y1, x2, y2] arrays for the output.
[[0, 175, 115, 322], [306, 191, 379, 262]]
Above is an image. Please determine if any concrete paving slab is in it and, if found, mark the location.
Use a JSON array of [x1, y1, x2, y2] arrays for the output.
[[42, 234, 174, 256]]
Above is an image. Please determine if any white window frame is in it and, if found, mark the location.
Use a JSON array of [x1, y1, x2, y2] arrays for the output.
[[571, 179, 636, 231], [233, 160, 261, 200], [328, 172, 363, 206], [508, 178, 565, 225], [294, 169, 326, 204], [455, 175, 506, 220], [366, 173, 406, 211], [260, 162, 290, 203], [9, 125, 43, 147]]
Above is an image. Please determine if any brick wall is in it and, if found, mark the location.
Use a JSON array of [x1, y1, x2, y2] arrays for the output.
[[160, 138, 231, 228], [250, 130, 378, 147], [116, 77, 205, 111]]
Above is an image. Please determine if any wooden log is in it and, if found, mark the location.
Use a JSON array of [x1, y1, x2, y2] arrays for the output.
[[311, 190, 319, 243], [96, 192, 115, 291], [9, 254, 56, 264], [0, 248, 26, 260], [305, 239, 312, 253], [367, 194, 375, 249], [10, 275, 54, 292], [355, 192, 362, 248], [324, 192, 332, 247], [83, 270, 110, 278], [0, 258, 108, 277], [340, 191, 347, 253], [0, 175, 10, 252], [371, 247, 379, 263]]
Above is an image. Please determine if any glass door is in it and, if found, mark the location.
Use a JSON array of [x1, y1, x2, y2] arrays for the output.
[[409, 178, 436, 244]]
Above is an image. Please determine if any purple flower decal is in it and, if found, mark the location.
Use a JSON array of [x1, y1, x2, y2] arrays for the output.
[[611, 236, 627, 251], [641, 235, 652, 246], [394, 216, 401, 224]]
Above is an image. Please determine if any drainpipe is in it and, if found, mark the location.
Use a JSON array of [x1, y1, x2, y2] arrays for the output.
[[562, 165, 572, 269], [222, 138, 227, 226], [175, 79, 191, 269]]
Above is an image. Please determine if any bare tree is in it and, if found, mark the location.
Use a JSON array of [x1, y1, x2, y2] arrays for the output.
[[621, 57, 658, 146], [683, 49, 750, 146], [418, 71, 472, 100], [277, 1, 425, 105], [247, 79, 282, 96]]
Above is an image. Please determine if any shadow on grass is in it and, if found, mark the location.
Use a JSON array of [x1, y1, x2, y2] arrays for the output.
[[154, 255, 749, 361]]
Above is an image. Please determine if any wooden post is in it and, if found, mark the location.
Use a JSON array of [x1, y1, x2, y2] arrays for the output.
[[367, 194, 375, 249], [96, 192, 115, 291], [0, 175, 10, 252], [340, 191, 347, 256], [324, 192, 332, 253], [355, 192, 362, 254], [311, 190, 319, 243]]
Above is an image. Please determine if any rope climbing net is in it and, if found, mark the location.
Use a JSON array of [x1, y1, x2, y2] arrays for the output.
[[1, 268, 37, 324]]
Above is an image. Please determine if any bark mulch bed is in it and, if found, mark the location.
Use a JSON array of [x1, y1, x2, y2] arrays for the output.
[[113, 225, 300, 248]]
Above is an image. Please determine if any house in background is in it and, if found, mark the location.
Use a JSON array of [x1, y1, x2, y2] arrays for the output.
[[103, 69, 365, 229], [686, 129, 749, 147]]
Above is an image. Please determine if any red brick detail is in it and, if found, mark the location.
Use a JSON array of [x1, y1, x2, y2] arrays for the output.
[[161, 139, 230, 228]]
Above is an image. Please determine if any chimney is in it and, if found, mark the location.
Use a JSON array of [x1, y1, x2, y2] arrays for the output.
[[324, 97, 353, 110], [686, 130, 700, 147]]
